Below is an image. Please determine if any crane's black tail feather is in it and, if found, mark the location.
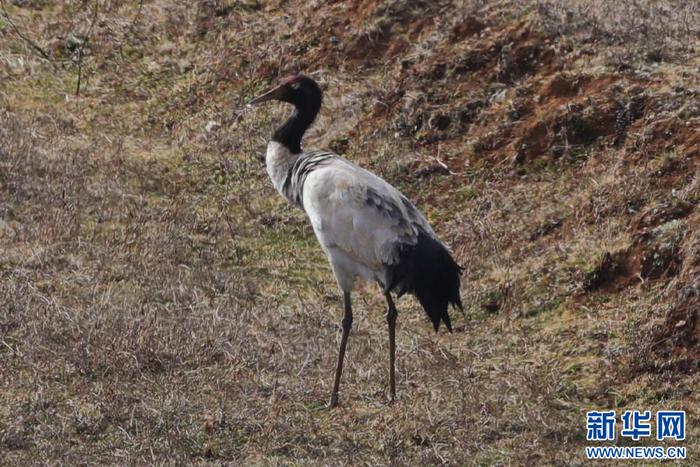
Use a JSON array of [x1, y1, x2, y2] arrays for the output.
[[386, 230, 463, 332]]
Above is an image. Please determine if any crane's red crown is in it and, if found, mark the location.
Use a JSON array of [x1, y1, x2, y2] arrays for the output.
[[280, 74, 302, 85]]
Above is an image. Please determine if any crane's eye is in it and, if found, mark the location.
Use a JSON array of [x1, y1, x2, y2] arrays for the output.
[[290, 82, 301, 90]]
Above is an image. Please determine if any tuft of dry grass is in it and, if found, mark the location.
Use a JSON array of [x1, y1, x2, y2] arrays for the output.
[[1, 0, 699, 464]]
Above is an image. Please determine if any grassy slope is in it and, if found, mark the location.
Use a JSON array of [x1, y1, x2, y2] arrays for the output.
[[1, 0, 699, 464]]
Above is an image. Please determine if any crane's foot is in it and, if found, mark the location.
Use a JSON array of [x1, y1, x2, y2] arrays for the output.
[[328, 394, 340, 409]]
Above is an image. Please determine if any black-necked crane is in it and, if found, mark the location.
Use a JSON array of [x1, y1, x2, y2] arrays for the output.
[[249, 74, 462, 408]]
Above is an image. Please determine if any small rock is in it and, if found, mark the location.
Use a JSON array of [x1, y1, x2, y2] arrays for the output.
[[429, 113, 451, 131], [489, 87, 507, 103], [65, 35, 84, 52], [177, 59, 193, 73], [146, 60, 160, 73], [0, 219, 16, 239], [205, 121, 220, 132]]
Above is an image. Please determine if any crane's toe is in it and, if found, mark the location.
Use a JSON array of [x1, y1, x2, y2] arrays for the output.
[[328, 394, 340, 409]]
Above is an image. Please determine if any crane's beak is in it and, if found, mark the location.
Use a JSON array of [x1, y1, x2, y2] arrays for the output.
[[248, 84, 286, 107]]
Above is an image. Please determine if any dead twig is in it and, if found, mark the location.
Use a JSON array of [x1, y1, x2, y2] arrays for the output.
[[118, 0, 145, 59], [75, 0, 100, 96], [0, 0, 57, 69]]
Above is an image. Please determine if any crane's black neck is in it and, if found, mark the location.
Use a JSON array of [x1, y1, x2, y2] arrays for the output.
[[272, 100, 321, 154]]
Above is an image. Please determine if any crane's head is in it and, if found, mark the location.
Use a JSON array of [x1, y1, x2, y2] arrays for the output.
[[248, 74, 322, 111]]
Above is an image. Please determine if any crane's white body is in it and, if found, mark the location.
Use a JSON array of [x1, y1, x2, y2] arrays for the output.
[[252, 75, 461, 406], [265, 141, 434, 293]]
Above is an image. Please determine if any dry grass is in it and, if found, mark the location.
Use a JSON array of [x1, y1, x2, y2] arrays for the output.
[[1, 0, 699, 464]]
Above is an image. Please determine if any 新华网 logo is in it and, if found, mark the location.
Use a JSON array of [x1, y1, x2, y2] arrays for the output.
[[585, 410, 686, 460]]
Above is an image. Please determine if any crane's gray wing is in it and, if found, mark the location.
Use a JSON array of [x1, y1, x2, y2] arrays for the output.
[[301, 155, 433, 270]]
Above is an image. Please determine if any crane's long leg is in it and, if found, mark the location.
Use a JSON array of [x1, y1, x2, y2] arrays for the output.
[[329, 291, 353, 408], [385, 292, 398, 403]]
